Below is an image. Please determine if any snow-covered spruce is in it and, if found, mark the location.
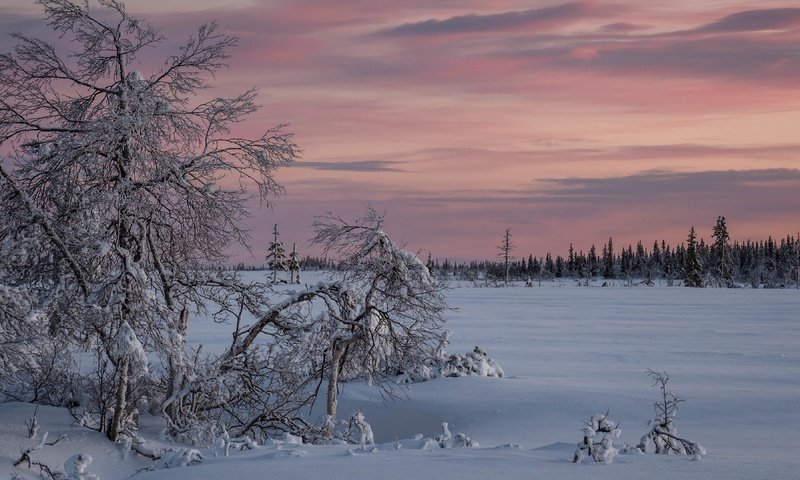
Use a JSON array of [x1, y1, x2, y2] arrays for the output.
[[397, 345, 504, 384], [267, 223, 289, 284], [637, 370, 706, 458], [573, 411, 620, 464]]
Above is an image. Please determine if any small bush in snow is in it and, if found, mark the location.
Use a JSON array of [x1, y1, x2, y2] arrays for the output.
[[347, 411, 375, 446], [25, 413, 39, 439], [398, 346, 504, 384], [573, 411, 620, 464], [214, 428, 257, 457], [436, 422, 478, 448], [312, 411, 374, 446], [64, 454, 98, 480], [637, 370, 706, 458]]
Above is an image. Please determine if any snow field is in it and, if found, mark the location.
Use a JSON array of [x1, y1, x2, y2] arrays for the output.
[[2, 272, 798, 479]]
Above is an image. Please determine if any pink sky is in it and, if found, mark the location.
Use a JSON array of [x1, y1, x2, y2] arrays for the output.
[[3, 1, 800, 262]]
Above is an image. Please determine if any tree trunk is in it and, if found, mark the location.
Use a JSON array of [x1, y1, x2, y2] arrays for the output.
[[164, 308, 188, 420], [107, 358, 129, 442], [326, 342, 346, 420]]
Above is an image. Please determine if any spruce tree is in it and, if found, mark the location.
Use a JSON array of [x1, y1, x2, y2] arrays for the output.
[[588, 245, 599, 277], [603, 237, 615, 279], [267, 223, 288, 283], [568, 243, 575, 277], [288, 242, 301, 284], [545, 253, 555, 276], [711, 216, 735, 287], [683, 226, 704, 288]]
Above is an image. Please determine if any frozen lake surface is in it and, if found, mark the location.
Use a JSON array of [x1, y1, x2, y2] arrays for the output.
[[2, 272, 798, 479]]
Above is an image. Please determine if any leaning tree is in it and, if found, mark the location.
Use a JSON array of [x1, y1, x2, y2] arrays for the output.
[[310, 209, 448, 430], [0, 0, 298, 441], [160, 209, 448, 443]]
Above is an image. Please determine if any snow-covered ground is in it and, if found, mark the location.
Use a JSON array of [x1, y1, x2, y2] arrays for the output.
[[2, 272, 798, 479]]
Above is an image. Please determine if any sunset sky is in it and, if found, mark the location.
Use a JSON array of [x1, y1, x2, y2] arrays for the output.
[[3, 1, 800, 263]]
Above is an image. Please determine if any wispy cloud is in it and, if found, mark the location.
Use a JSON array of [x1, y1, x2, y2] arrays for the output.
[[294, 160, 403, 172], [696, 7, 800, 33], [537, 168, 800, 201], [380, 2, 596, 36]]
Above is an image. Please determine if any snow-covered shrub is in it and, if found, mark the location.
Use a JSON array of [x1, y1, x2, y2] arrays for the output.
[[214, 428, 258, 457], [347, 411, 374, 446], [441, 346, 505, 378], [64, 454, 98, 480], [0, 292, 78, 406], [637, 370, 705, 458], [397, 346, 504, 383], [436, 422, 452, 447], [573, 411, 620, 464], [436, 422, 478, 448]]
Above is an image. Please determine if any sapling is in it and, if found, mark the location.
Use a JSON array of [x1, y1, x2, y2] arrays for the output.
[[25, 405, 39, 439], [637, 370, 705, 457]]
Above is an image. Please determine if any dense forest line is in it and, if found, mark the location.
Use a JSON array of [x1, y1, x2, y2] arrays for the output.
[[253, 217, 800, 288]]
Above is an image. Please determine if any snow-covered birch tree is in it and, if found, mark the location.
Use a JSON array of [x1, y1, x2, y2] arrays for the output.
[[310, 209, 448, 430], [0, 0, 298, 441]]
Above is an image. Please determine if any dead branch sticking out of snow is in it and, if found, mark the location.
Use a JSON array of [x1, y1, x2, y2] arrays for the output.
[[13, 431, 66, 473]]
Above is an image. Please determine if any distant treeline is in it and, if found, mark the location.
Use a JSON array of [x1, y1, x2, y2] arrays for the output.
[[425, 219, 799, 288], [233, 219, 799, 288], [231, 256, 335, 272], [428, 235, 799, 288]]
